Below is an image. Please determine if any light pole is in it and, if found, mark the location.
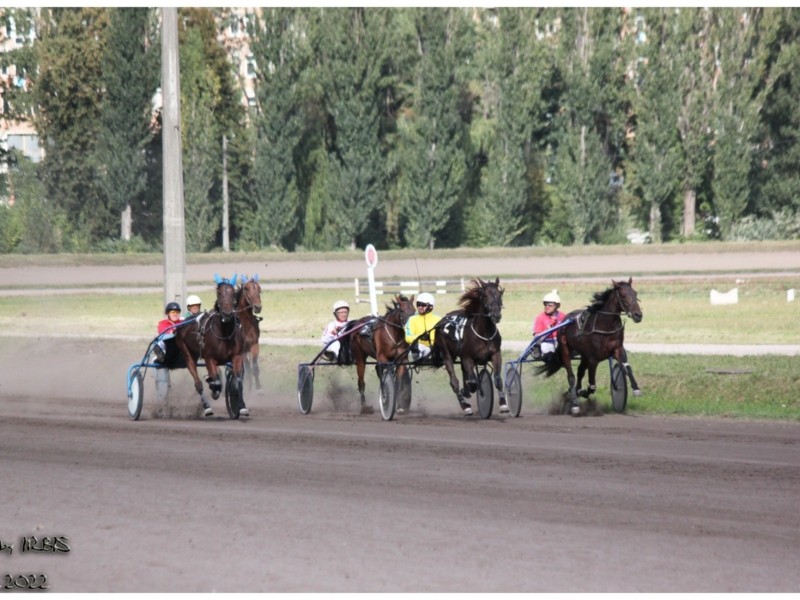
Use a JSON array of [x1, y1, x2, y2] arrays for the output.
[[162, 7, 186, 307]]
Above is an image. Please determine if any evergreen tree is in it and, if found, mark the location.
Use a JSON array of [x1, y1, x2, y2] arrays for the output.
[[397, 8, 471, 250], [245, 8, 311, 250], [315, 8, 391, 249], [34, 8, 110, 249], [754, 8, 800, 219], [94, 8, 157, 244]]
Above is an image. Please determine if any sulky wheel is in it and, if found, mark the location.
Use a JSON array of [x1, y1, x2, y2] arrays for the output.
[[379, 367, 397, 421], [505, 363, 523, 418], [225, 368, 244, 419], [609, 359, 628, 413], [396, 366, 412, 413], [476, 367, 494, 419], [127, 370, 144, 421], [297, 365, 314, 415]]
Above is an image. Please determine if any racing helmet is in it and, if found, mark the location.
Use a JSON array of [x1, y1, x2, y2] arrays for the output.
[[165, 301, 181, 314], [417, 292, 436, 307], [543, 290, 561, 305], [186, 294, 202, 307], [332, 300, 350, 314]]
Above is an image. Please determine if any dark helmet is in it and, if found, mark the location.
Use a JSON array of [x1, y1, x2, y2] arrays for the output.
[[165, 301, 181, 314]]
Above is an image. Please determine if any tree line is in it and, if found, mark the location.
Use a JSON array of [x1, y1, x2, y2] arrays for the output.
[[1, 7, 798, 254]]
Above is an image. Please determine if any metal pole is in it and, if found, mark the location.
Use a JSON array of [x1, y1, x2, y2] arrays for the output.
[[162, 7, 186, 308], [222, 134, 229, 252]]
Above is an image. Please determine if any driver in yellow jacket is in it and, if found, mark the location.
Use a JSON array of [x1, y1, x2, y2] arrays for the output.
[[404, 292, 441, 360]]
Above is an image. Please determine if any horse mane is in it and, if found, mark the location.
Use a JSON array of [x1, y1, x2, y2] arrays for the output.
[[384, 294, 410, 315], [457, 279, 488, 314], [587, 284, 623, 313]]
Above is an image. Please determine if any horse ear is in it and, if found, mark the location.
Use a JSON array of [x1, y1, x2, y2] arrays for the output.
[[213, 273, 222, 284], [495, 277, 500, 286], [628, 277, 633, 285]]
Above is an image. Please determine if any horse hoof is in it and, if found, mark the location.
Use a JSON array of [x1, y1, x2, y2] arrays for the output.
[[203, 407, 214, 418], [397, 407, 405, 415], [211, 390, 221, 400], [570, 404, 580, 416], [633, 389, 643, 397], [239, 407, 249, 417], [361, 405, 374, 415], [499, 401, 509, 413]]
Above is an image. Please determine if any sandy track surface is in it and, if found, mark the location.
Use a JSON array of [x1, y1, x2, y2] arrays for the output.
[[1, 335, 798, 593]]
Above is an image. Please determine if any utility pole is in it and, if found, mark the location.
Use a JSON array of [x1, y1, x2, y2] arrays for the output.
[[162, 7, 186, 307], [222, 134, 229, 252]]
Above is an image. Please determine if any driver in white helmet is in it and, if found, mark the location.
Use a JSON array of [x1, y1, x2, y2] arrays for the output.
[[184, 294, 203, 320], [404, 292, 441, 361], [532, 289, 566, 360], [321, 300, 351, 361]]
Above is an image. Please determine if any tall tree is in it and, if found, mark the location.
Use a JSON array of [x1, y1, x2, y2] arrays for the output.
[[397, 8, 471, 250], [754, 8, 800, 219], [94, 8, 157, 243], [467, 8, 551, 247], [316, 8, 391, 249], [34, 8, 109, 249], [244, 8, 312, 250], [549, 8, 626, 244]]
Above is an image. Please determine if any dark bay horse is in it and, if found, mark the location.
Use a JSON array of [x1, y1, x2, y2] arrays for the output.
[[236, 274, 263, 392], [434, 278, 507, 416], [349, 294, 416, 414], [175, 274, 246, 418], [537, 278, 642, 415]]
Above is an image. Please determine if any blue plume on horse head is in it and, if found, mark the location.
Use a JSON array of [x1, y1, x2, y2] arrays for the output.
[[240, 274, 249, 284], [213, 272, 238, 286], [253, 273, 259, 283]]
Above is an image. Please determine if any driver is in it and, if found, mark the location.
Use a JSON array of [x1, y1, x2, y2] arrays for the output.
[[184, 294, 203, 320], [404, 292, 441, 361], [154, 301, 183, 364], [321, 300, 351, 361], [532, 289, 566, 360]]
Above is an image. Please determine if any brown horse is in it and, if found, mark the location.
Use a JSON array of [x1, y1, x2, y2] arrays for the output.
[[174, 274, 246, 418], [349, 294, 416, 414], [236, 274, 263, 392], [434, 278, 507, 416], [537, 278, 642, 415]]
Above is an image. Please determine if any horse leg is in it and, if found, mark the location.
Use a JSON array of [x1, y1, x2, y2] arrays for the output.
[[440, 347, 472, 416], [233, 355, 249, 417], [205, 360, 223, 401], [584, 361, 600, 416], [562, 351, 580, 416], [461, 358, 477, 398], [620, 347, 642, 396], [251, 347, 262, 391], [491, 351, 508, 412]]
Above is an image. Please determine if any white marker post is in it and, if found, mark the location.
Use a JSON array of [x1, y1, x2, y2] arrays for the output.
[[365, 244, 379, 316]]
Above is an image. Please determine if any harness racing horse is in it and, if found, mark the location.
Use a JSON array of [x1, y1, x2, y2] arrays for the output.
[[236, 274, 263, 393], [434, 278, 507, 416], [537, 278, 642, 415], [349, 295, 416, 414], [174, 274, 247, 418]]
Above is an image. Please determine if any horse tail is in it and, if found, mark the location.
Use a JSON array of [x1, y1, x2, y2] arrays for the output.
[[534, 350, 563, 378]]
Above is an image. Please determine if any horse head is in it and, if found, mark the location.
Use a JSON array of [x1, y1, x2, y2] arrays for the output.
[[482, 277, 505, 324], [239, 274, 263, 314], [213, 273, 238, 323], [613, 278, 642, 323], [394, 293, 415, 318]]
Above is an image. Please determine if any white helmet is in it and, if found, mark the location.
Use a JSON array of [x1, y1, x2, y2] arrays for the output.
[[543, 289, 561, 304], [417, 292, 435, 307], [186, 294, 202, 307], [332, 300, 350, 313]]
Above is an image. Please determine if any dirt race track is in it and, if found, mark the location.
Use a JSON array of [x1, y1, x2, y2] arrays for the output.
[[1, 251, 799, 593]]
